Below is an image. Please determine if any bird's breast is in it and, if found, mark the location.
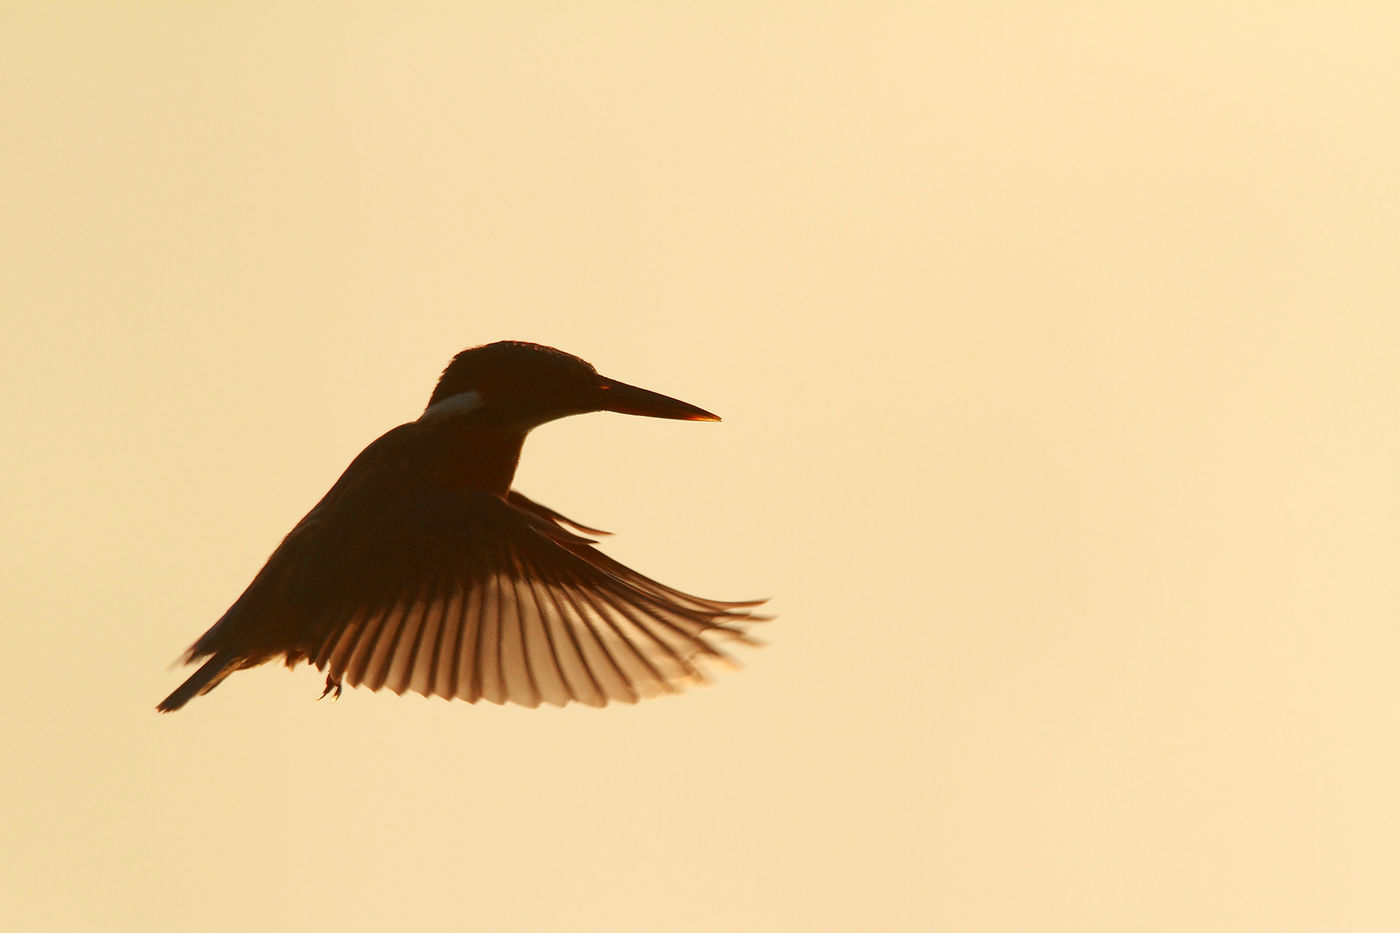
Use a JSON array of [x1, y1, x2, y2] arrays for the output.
[[428, 427, 527, 496]]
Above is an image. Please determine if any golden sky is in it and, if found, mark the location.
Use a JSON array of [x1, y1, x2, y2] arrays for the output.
[[4, 5, 1398, 931]]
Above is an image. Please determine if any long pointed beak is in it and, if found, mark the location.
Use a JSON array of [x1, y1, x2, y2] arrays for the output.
[[594, 377, 720, 421]]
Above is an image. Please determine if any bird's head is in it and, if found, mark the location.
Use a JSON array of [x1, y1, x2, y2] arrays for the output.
[[424, 341, 719, 429]]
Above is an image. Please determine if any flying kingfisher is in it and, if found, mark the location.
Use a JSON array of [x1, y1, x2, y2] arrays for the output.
[[157, 341, 765, 712]]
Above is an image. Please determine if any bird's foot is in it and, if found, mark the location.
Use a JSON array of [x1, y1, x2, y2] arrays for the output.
[[319, 675, 342, 701]]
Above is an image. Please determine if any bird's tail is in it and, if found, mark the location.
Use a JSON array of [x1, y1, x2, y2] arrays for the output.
[[156, 652, 239, 713]]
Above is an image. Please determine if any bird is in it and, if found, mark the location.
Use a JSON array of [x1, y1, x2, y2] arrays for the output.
[[157, 341, 766, 712]]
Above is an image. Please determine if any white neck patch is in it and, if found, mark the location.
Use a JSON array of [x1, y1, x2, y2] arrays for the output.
[[419, 389, 485, 422]]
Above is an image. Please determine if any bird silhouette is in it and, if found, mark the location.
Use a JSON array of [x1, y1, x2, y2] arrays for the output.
[[157, 341, 766, 711]]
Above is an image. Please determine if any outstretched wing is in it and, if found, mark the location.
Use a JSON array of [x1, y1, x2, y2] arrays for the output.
[[293, 487, 764, 708]]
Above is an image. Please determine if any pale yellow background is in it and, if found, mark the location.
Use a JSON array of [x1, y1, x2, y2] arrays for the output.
[[4, 5, 1397, 932]]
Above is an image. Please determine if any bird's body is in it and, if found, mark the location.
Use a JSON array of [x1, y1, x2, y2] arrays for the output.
[[158, 342, 764, 712]]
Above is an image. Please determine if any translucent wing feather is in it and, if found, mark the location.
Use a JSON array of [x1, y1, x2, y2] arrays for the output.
[[297, 490, 764, 708]]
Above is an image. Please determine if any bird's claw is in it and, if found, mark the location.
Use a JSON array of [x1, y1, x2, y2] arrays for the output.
[[319, 675, 342, 701]]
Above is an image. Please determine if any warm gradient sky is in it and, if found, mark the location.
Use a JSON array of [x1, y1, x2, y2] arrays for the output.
[[5, 5, 1398, 932]]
